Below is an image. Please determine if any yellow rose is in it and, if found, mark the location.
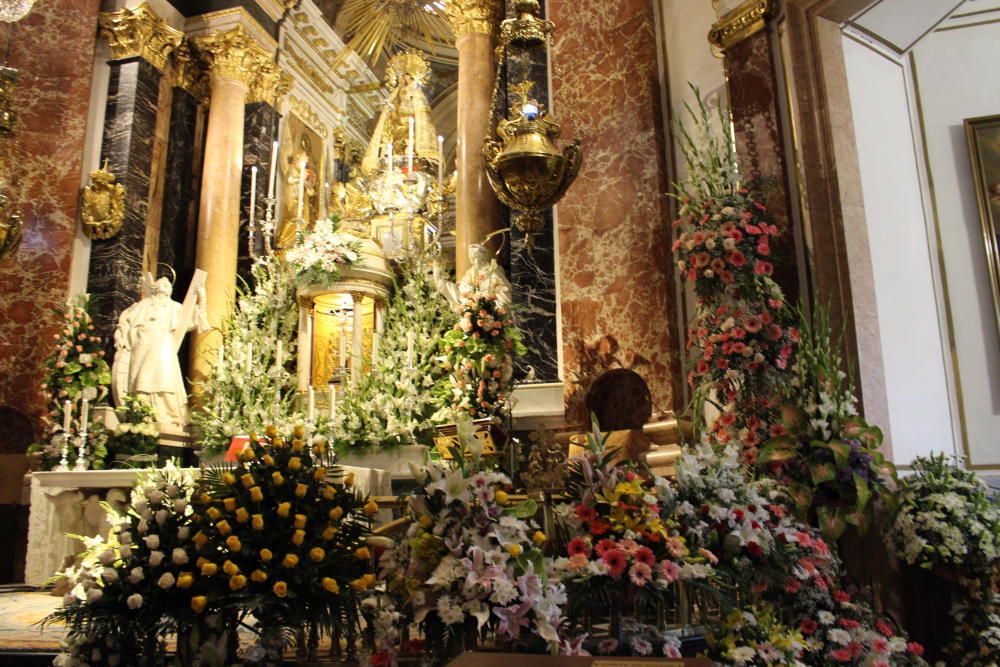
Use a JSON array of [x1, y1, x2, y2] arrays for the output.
[[295, 483, 309, 498], [223, 497, 237, 511], [506, 543, 523, 557], [249, 486, 263, 503], [223, 560, 239, 576], [314, 440, 327, 455], [289, 456, 302, 471], [235, 508, 249, 523], [321, 577, 339, 594], [260, 548, 273, 563], [191, 596, 207, 614], [309, 547, 325, 562], [293, 423, 305, 439], [193, 531, 208, 548], [196, 557, 208, 568], [294, 514, 307, 529], [277, 502, 291, 518], [241, 447, 255, 462], [251, 569, 268, 583], [533, 531, 547, 545], [241, 473, 255, 488], [262, 454, 275, 466], [273, 437, 285, 449], [282, 553, 299, 568], [314, 467, 327, 481], [322, 526, 338, 541], [356, 547, 372, 561], [265, 424, 278, 438], [292, 530, 305, 545], [177, 573, 194, 589], [229, 574, 247, 591], [350, 578, 367, 591], [344, 472, 355, 488], [362, 573, 376, 588], [329, 506, 344, 521], [222, 472, 237, 486], [291, 439, 304, 453], [495, 490, 509, 505], [273, 581, 288, 597], [217, 520, 231, 536], [200, 562, 218, 576], [322, 485, 336, 500], [206, 507, 221, 521], [251, 514, 264, 530], [364, 500, 379, 516], [226, 536, 242, 552], [272, 471, 285, 486]]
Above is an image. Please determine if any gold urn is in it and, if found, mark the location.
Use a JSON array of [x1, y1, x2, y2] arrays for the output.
[[483, 84, 582, 247]]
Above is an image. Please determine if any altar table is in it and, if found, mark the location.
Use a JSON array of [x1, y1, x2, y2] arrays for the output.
[[24, 466, 391, 588]]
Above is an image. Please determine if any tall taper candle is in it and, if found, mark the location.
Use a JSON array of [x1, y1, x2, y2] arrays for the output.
[[296, 158, 307, 220], [371, 331, 380, 366], [406, 331, 415, 368], [339, 319, 347, 370], [328, 383, 336, 420], [80, 399, 89, 431], [63, 400, 72, 433], [249, 166, 258, 227], [268, 140, 279, 199], [438, 135, 444, 186], [276, 340, 283, 369]]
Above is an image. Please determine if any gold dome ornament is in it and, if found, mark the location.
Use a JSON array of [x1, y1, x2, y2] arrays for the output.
[[483, 81, 581, 248], [81, 160, 126, 240]]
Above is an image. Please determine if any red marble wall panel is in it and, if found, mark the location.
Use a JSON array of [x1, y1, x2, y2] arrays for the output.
[[549, 0, 679, 423], [0, 0, 101, 438], [725, 30, 800, 302]]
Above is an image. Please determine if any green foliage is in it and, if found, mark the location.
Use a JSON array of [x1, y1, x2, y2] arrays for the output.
[[107, 395, 159, 466]]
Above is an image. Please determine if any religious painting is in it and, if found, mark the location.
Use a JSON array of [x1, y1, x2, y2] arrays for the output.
[[964, 114, 1000, 339], [277, 115, 325, 248]]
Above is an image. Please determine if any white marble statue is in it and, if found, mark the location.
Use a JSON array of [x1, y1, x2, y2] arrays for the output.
[[111, 274, 208, 428], [437, 243, 514, 308]]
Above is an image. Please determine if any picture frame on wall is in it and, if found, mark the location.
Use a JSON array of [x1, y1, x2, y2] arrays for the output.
[[964, 114, 1000, 340]]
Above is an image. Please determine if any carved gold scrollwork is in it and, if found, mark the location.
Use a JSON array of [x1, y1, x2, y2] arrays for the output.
[[193, 26, 275, 89], [81, 160, 126, 240], [442, 0, 502, 38], [708, 0, 773, 52], [98, 2, 183, 72]]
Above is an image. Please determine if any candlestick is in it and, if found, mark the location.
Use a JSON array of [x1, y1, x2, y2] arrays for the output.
[[407, 117, 415, 172], [267, 140, 279, 199], [406, 331, 415, 369], [308, 387, 315, 423], [328, 383, 336, 420], [62, 399, 72, 433], [73, 432, 88, 471], [437, 135, 444, 186], [296, 158, 307, 221]]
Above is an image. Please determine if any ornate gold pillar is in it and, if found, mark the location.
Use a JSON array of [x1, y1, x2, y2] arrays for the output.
[[189, 27, 276, 389], [445, 0, 502, 275]]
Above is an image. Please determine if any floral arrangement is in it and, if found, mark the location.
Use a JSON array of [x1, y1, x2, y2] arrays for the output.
[[30, 294, 113, 470], [284, 215, 360, 288], [328, 245, 452, 452], [759, 307, 896, 541], [884, 453, 1000, 665], [674, 444, 925, 666], [550, 438, 710, 656], [439, 291, 525, 422], [706, 604, 806, 666], [196, 424, 379, 660], [194, 254, 302, 453], [377, 456, 564, 665], [107, 395, 159, 467]]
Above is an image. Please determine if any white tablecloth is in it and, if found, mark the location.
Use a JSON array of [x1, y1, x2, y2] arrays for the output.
[[25, 465, 391, 587]]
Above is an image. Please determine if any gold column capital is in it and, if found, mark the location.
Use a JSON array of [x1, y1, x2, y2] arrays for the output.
[[708, 0, 773, 52], [98, 2, 184, 72], [193, 26, 275, 89], [443, 0, 502, 38], [171, 41, 209, 102], [248, 68, 294, 106]]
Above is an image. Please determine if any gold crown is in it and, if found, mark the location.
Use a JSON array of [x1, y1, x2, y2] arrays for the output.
[[385, 49, 430, 89]]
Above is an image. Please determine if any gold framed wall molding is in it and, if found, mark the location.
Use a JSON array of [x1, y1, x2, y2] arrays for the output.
[[963, 113, 1000, 347], [709, 0, 774, 51]]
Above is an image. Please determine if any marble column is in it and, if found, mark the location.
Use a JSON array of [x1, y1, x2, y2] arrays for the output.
[[189, 27, 277, 389], [88, 5, 182, 357], [445, 0, 503, 275], [503, 0, 559, 382], [239, 101, 276, 282]]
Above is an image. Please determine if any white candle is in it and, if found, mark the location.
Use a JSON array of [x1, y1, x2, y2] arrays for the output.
[[407, 117, 415, 172], [339, 319, 347, 370], [62, 399, 72, 433], [371, 331, 380, 366], [80, 399, 89, 431], [438, 135, 444, 186], [267, 140, 279, 199], [249, 166, 258, 227], [332, 137, 338, 183], [308, 387, 315, 423], [296, 158, 307, 220], [406, 331, 415, 368], [328, 383, 336, 420], [275, 340, 283, 369]]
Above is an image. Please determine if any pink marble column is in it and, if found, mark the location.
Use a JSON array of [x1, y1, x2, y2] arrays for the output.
[[0, 0, 101, 435], [549, 0, 680, 423]]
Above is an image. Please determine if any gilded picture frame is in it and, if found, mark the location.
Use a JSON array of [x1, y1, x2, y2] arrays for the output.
[[964, 114, 1000, 340]]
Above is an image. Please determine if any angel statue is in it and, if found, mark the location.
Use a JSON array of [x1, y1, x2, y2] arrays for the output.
[[111, 271, 208, 428], [436, 243, 514, 309]]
